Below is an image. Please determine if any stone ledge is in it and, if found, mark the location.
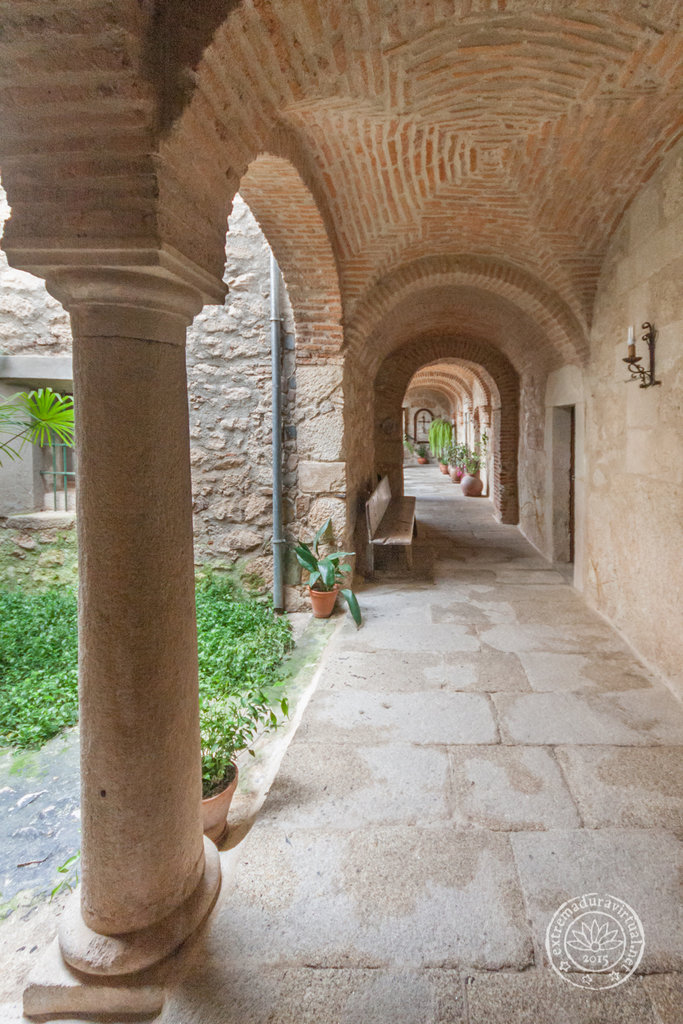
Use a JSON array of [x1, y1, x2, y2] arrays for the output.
[[0, 355, 73, 391], [5, 511, 76, 531]]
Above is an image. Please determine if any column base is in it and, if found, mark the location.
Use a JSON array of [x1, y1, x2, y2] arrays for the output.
[[57, 836, 220, 977], [23, 939, 165, 1020]]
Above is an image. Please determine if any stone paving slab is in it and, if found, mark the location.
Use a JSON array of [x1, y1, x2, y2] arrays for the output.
[[518, 651, 655, 693], [258, 741, 452, 828], [556, 745, 683, 828], [318, 647, 530, 693], [163, 967, 466, 1024], [221, 826, 533, 969], [448, 746, 580, 830], [465, 969, 659, 1023], [493, 690, 683, 745], [481, 623, 624, 655], [340, 616, 481, 654], [511, 829, 683, 972], [292, 689, 499, 745], [642, 972, 683, 1024]]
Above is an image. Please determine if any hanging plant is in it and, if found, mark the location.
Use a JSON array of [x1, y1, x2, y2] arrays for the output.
[[428, 418, 453, 462]]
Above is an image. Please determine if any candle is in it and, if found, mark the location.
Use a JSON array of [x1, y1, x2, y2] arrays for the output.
[[627, 325, 636, 361]]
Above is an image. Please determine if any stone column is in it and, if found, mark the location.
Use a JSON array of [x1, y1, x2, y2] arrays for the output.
[[44, 269, 221, 977]]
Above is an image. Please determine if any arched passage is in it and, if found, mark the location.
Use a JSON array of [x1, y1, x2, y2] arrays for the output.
[[374, 337, 517, 527]]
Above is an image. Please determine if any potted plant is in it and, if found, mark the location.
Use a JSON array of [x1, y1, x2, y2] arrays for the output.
[[446, 441, 465, 483], [404, 433, 416, 458], [416, 444, 429, 464], [200, 683, 289, 843], [294, 519, 362, 625], [428, 418, 453, 473], [460, 433, 489, 497]]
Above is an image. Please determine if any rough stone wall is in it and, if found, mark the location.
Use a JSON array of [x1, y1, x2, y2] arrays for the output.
[[0, 187, 347, 604], [584, 136, 683, 697], [189, 196, 346, 597], [187, 196, 297, 586], [0, 187, 71, 356], [0, 516, 78, 592]]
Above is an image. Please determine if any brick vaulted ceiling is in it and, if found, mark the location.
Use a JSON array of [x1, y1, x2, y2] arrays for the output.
[[1, 1, 682, 349]]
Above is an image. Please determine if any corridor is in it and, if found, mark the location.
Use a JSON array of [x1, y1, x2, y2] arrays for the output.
[[164, 467, 683, 1023]]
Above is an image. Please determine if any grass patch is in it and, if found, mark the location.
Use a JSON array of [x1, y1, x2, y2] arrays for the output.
[[0, 576, 294, 766]]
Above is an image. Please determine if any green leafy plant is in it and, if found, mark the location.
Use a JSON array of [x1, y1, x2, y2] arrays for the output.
[[460, 432, 489, 475], [403, 433, 416, 455], [0, 588, 79, 748], [293, 518, 362, 626], [194, 574, 293, 797], [0, 388, 75, 465], [0, 576, 295, 800], [416, 443, 429, 459], [428, 418, 453, 462], [50, 850, 80, 901], [445, 440, 464, 467]]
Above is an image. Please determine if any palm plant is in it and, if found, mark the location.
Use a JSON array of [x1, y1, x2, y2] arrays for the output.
[[428, 417, 453, 462], [293, 518, 362, 626], [0, 388, 75, 466]]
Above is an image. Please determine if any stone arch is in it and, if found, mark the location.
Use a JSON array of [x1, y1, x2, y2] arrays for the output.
[[230, 148, 347, 548], [237, 134, 344, 363], [374, 335, 518, 530], [346, 254, 589, 370]]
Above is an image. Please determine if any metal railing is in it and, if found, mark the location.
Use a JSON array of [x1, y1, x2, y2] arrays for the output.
[[40, 441, 76, 511]]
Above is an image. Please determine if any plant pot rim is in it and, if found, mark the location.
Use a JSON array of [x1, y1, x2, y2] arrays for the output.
[[308, 584, 340, 595], [202, 762, 238, 804]]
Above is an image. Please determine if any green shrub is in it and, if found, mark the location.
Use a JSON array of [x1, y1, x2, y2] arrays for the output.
[[0, 589, 79, 747], [0, 577, 294, 797]]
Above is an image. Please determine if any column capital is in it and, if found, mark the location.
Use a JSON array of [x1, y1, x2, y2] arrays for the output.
[[46, 268, 207, 346]]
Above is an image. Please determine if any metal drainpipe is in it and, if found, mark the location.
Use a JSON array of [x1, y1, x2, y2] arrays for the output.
[[270, 251, 285, 613]]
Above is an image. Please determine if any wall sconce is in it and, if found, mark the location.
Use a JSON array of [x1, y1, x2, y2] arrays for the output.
[[623, 323, 660, 388]]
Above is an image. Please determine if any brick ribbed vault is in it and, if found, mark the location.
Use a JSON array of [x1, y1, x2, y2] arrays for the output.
[[408, 359, 497, 415], [3, 0, 683, 342]]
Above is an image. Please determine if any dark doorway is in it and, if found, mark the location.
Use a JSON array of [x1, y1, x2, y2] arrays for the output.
[[552, 405, 575, 563]]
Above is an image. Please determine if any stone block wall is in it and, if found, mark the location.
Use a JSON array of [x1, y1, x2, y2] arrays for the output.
[[0, 187, 347, 605], [584, 136, 683, 696], [0, 513, 77, 592]]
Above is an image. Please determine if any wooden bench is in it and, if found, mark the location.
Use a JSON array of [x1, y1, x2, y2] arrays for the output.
[[365, 475, 417, 571]]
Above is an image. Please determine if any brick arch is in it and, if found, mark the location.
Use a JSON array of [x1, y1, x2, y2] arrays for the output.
[[412, 359, 495, 411], [407, 382, 464, 417], [374, 335, 519, 524], [238, 147, 343, 363], [347, 254, 588, 369]]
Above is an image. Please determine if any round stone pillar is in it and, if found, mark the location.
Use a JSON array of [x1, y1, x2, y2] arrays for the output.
[[45, 269, 221, 975]]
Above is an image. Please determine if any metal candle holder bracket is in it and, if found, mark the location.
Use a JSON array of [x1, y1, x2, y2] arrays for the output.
[[623, 322, 661, 388]]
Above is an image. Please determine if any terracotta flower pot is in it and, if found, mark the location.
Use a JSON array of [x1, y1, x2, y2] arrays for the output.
[[461, 473, 484, 497], [449, 465, 464, 483], [416, 456, 428, 464], [202, 765, 239, 845], [308, 586, 339, 618], [439, 462, 449, 474]]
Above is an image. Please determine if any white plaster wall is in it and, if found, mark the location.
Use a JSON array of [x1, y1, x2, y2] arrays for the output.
[[584, 138, 683, 696]]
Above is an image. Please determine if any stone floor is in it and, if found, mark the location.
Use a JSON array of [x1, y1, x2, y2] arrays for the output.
[[159, 467, 683, 1023]]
